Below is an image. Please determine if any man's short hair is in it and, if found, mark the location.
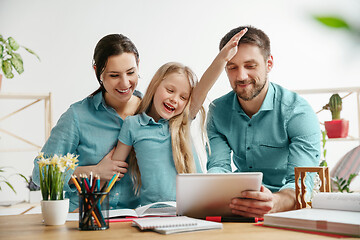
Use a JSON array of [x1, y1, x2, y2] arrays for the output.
[[219, 26, 271, 60]]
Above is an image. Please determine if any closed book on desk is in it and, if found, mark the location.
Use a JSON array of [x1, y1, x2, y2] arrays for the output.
[[133, 216, 223, 234], [264, 193, 360, 237]]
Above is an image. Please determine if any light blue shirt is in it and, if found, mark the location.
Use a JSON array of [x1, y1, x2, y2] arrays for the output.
[[118, 112, 202, 206], [32, 91, 141, 211], [206, 83, 320, 192]]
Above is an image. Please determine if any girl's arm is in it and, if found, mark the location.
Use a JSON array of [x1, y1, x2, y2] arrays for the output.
[[189, 28, 248, 119], [113, 141, 132, 162]]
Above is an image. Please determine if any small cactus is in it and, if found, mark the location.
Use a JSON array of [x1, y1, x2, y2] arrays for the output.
[[323, 93, 342, 120]]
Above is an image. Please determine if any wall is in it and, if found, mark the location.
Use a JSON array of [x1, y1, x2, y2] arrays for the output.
[[0, 0, 359, 202]]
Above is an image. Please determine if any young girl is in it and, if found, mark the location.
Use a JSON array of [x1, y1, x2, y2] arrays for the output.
[[113, 28, 248, 206]]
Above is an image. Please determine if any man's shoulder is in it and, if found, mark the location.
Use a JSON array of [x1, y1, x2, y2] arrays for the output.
[[271, 83, 307, 107]]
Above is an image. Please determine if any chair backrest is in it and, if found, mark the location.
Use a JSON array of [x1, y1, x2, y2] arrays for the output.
[[330, 145, 360, 181], [294, 167, 331, 209]]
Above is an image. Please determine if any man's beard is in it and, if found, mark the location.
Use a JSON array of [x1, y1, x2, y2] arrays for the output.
[[235, 75, 267, 101]]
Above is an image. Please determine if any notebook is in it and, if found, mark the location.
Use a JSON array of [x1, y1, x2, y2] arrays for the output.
[[176, 172, 263, 218], [132, 216, 223, 234]]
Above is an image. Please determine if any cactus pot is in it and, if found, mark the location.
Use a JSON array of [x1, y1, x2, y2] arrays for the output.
[[324, 119, 349, 138]]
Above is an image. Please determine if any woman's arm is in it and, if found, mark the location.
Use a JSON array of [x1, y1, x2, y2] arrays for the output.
[[189, 28, 248, 119], [73, 148, 129, 181]]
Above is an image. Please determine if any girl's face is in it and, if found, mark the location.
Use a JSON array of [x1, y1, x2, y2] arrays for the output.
[[101, 53, 139, 105], [149, 72, 191, 122]]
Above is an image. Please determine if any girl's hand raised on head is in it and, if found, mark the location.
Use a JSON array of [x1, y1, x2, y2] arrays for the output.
[[220, 28, 248, 62], [95, 147, 128, 181]]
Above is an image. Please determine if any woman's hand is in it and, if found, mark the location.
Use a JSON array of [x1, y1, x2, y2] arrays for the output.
[[94, 148, 128, 181]]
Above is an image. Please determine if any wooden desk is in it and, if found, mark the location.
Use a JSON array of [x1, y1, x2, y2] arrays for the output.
[[0, 214, 357, 240]]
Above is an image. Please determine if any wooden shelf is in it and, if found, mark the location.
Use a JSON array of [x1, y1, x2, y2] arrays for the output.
[[0, 92, 53, 152]]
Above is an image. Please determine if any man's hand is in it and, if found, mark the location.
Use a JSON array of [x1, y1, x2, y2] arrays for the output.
[[230, 186, 296, 217], [229, 185, 275, 217]]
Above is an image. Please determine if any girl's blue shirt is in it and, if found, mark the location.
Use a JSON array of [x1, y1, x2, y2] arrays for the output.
[[118, 112, 203, 206], [32, 91, 141, 211]]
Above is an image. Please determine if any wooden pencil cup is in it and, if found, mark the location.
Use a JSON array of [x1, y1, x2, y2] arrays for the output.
[[294, 167, 331, 209]]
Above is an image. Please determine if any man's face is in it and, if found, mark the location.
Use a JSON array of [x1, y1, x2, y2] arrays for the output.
[[225, 44, 273, 101]]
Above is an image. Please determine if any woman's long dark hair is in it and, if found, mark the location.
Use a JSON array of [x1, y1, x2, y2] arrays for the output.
[[91, 34, 139, 96]]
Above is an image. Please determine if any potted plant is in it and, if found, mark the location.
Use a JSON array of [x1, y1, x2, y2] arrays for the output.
[[0, 34, 40, 90], [36, 152, 78, 225], [27, 176, 41, 203], [322, 93, 349, 138]]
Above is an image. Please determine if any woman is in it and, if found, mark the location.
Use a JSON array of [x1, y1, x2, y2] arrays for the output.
[[32, 34, 141, 211]]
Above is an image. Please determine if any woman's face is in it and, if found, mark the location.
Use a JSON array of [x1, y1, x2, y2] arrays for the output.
[[101, 52, 139, 104]]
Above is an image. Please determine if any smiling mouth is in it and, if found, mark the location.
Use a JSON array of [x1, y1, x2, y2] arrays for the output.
[[163, 102, 175, 112], [116, 87, 131, 94]]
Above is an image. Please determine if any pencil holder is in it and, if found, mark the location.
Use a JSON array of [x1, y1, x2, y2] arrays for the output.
[[79, 192, 109, 230]]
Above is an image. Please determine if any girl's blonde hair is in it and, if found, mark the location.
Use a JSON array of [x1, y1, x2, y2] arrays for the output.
[[129, 62, 208, 194]]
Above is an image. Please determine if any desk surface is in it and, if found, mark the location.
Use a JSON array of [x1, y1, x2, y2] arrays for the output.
[[0, 214, 357, 240]]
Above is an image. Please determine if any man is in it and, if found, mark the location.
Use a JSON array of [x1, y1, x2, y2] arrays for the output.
[[206, 26, 320, 217]]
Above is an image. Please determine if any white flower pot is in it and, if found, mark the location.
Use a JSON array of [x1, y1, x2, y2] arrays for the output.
[[29, 190, 42, 203], [41, 199, 69, 225]]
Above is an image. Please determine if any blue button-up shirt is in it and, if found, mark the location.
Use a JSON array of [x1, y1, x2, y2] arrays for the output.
[[119, 112, 203, 206], [32, 91, 141, 211], [206, 83, 320, 192]]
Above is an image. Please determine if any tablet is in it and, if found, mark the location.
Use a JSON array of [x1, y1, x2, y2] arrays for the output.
[[176, 172, 263, 218]]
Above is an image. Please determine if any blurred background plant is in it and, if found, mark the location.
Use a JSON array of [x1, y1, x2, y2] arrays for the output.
[[313, 15, 360, 43], [332, 173, 358, 193], [26, 176, 40, 191], [0, 166, 28, 193]]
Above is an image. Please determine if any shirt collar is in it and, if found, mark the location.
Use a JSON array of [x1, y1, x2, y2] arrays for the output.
[[259, 82, 274, 111], [93, 92, 104, 110], [231, 82, 275, 113], [139, 112, 167, 126]]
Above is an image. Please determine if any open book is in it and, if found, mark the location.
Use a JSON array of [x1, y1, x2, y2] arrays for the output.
[[109, 201, 176, 218], [66, 201, 176, 221], [264, 193, 360, 237]]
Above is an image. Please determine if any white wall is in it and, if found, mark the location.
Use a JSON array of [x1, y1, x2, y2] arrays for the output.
[[1, 0, 359, 202]]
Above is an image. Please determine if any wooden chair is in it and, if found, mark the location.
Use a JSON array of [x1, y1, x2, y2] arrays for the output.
[[294, 167, 331, 209]]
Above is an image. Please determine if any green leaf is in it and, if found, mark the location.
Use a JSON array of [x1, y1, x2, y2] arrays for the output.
[[0, 45, 3, 59], [2, 60, 14, 79], [23, 46, 40, 61], [4, 181, 16, 193], [0, 34, 4, 42], [10, 52, 24, 74], [8, 37, 19, 51], [314, 16, 350, 29]]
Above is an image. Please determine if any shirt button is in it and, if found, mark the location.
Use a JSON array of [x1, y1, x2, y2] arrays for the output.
[[249, 166, 253, 169], [248, 123, 252, 127], [247, 147, 250, 150]]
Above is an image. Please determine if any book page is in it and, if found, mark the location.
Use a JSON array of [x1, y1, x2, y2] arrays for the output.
[[312, 192, 360, 211], [135, 201, 176, 216]]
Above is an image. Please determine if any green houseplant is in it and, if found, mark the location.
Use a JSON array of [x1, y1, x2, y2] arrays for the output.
[[0, 34, 40, 90], [0, 166, 28, 193], [36, 152, 78, 225], [322, 94, 349, 138]]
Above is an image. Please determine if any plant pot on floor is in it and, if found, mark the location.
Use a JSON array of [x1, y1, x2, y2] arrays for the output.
[[324, 119, 349, 138], [41, 199, 69, 225]]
